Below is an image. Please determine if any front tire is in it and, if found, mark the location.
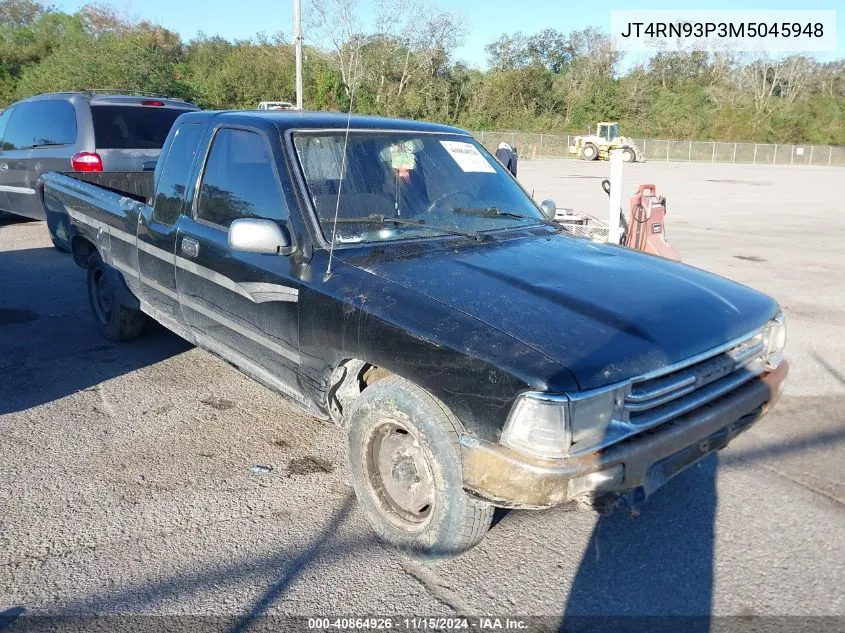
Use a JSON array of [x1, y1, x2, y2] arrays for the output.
[[581, 143, 598, 161], [622, 147, 636, 163], [86, 252, 146, 341], [346, 375, 493, 561]]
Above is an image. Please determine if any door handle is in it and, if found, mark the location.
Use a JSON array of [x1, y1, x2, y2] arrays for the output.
[[0, 163, 8, 171], [181, 237, 200, 258]]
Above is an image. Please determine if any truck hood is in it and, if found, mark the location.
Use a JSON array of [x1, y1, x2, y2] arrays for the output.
[[341, 232, 778, 390]]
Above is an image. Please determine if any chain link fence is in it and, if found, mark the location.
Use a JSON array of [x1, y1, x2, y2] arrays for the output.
[[472, 130, 845, 167]]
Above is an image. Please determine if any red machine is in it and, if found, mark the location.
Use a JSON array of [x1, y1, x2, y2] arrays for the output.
[[620, 184, 680, 261], [560, 181, 681, 261]]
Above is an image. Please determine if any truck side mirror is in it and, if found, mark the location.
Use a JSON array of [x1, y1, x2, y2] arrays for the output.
[[539, 200, 557, 221], [229, 218, 292, 255]]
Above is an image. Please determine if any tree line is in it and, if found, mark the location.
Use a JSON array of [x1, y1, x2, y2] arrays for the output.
[[2, 0, 844, 144]]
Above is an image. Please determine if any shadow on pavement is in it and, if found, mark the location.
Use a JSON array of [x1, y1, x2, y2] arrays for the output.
[[7, 493, 372, 630], [0, 214, 37, 227], [811, 351, 845, 389], [0, 246, 190, 415], [228, 494, 360, 633], [721, 420, 845, 467], [0, 607, 25, 632], [560, 455, 717, 633]]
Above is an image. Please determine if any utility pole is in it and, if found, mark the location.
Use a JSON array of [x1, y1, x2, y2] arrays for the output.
[[294, 0, 303, 110]]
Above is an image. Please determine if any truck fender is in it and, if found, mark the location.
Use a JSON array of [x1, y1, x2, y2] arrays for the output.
[[74, 237, 141, 311], [101, 258, 142, 311]]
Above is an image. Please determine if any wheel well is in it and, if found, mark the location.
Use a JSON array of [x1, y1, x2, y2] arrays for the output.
[[71, 235, 97, 268], [326, 359, 394, 426]]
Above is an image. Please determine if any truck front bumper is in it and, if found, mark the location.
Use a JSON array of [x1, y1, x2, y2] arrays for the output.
[[460, 362, 788, 509]]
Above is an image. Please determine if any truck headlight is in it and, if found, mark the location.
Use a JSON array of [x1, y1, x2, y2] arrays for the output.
[[763, 313, 786, 370], [501, 393, 571, 458]]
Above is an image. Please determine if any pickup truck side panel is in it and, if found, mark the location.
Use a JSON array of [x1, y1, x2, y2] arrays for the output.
[[43, 168, 318, 414], [174, 218, 303, 400]]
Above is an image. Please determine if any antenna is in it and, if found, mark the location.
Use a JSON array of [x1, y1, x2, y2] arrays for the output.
[[293, 0, 304, 110], [324, 45, 361, 282]]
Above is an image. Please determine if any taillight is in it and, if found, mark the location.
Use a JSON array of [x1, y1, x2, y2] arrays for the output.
[[71, 152, 103, 172], [141, 100, 164, 106]]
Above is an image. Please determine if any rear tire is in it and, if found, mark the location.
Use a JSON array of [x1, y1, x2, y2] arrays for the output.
[[86, 252, 146, 341], [581, 143, 598, 161], [346, 375, 494, 562]]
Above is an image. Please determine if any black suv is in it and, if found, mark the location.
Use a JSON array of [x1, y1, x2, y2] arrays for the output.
[[0, 91, 199, 250]]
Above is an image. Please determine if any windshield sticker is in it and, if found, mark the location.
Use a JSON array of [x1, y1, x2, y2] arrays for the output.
[[390, 142, 417, 170], [380, 142, 418, 176], [439, 141, 496, 173]]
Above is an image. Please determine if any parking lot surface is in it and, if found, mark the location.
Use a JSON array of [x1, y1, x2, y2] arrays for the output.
[[1, 159, 844, 624]]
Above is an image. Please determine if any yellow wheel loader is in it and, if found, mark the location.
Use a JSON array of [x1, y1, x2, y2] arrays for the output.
[[569, 122, 644, 163]]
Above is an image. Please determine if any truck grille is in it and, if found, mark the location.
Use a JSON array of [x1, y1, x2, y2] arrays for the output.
[[624, 331, 766, 431]]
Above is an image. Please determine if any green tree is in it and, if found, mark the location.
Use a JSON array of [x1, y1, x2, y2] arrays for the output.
[[16, 30, 189, 98]]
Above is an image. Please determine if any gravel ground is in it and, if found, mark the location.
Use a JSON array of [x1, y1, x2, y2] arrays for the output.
[[1, 159, 843, 629]]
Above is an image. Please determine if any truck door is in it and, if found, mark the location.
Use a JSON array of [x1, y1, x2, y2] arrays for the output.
[[175, 126, 302, 399], [136, 122, 205, 327]]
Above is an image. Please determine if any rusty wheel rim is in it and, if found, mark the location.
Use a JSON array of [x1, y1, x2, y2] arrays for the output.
[[363, 419, 436, 533]]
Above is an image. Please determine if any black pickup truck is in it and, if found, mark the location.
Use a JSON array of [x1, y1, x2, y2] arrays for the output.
[[42, 110, 788, 560]]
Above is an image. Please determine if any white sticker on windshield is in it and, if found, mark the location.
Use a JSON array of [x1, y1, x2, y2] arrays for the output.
[[439, 141, 496, 173]]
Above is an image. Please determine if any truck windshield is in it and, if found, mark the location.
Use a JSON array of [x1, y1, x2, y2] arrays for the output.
[[293, 131, 544, 244]]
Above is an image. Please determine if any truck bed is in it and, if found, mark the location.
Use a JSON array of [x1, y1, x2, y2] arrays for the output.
[[42, 171, 151, 270], [59, 171, 154, 203]]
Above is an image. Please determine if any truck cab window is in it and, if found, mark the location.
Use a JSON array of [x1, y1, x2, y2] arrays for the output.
[[152, 123, 203, 225], [196, 128, 287, 229]]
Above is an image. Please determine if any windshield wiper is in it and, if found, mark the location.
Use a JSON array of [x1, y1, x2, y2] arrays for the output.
[[329, 214, 485, 241], [31, 142, 70, 148], [453, 206, 559, 228]]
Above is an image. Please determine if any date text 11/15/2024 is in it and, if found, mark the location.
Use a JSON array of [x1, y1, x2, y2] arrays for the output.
[[307, 617, 529, 630]]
